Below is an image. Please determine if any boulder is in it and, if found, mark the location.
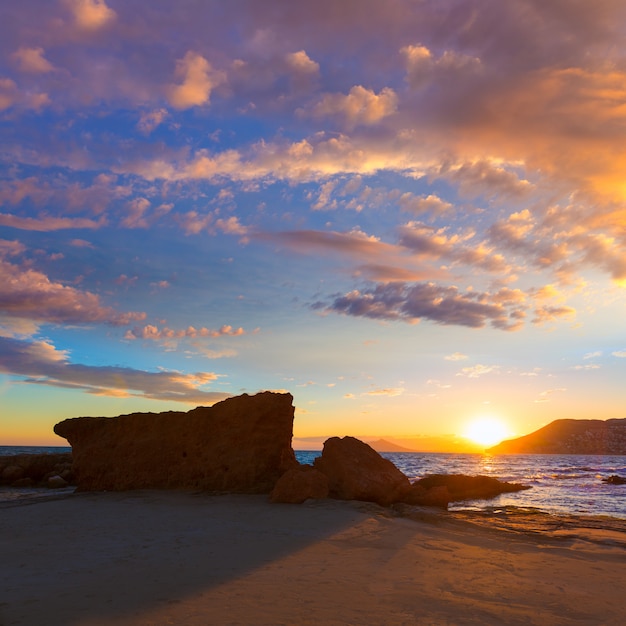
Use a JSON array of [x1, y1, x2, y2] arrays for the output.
[[47, 475, 69, 489], [54, 391, 298, 493], [411, 474, 530, 502], [270, 466, 329, 503], [314, 436, 410, 506], [2, 465, 25, 483]]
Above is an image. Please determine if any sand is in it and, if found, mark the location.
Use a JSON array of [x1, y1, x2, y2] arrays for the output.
[[1, 491, 625, 626]]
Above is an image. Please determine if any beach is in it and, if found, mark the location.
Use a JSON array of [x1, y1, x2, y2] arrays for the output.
[[1, 492, 625, 625]]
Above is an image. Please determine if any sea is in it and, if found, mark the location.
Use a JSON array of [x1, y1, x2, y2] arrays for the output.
[[2, 446, 626, 519]]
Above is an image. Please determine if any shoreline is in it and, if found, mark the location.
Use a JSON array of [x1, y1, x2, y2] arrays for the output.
[[2, 491, 625, 625]]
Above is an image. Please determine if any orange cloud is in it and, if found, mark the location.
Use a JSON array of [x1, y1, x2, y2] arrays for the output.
[[12, 47, 55, 73], [65, 0, 116, 30], [168, 51, 225, 109]]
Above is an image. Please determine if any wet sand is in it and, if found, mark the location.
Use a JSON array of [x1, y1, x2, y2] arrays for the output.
[[1, 491, 625, 625]]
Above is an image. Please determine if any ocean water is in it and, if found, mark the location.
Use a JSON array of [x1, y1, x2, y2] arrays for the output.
[[297, 450, 626, 520], [2, 446, 625, 519]]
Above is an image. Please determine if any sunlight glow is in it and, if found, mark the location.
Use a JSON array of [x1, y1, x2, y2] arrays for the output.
[[464, 417, 509, 448]]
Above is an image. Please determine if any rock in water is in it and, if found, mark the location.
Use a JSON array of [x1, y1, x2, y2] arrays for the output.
[[54, 391, 298, 492], [314, 436, 410, 506]]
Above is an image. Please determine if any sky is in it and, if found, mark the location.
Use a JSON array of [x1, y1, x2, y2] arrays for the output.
[[2, 0, 626, 449]]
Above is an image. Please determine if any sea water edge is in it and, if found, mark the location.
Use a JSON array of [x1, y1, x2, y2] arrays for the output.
[[1, 446, 625, 519]]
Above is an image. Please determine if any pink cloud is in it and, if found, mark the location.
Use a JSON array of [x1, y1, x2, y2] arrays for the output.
[[0, 336, 229, 404], [0, 257, 145, 327], [125, 324, 248, 341], [11, 47, 55, 73], [0, 213, 105, 231], [64, 0, 117, 31]]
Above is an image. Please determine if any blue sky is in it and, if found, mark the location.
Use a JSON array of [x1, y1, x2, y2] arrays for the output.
[[2, 0, 626, 447]]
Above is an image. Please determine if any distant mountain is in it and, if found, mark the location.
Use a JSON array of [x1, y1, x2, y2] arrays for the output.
[[488, 418, 626, 455], [366, 439, 416, 453]]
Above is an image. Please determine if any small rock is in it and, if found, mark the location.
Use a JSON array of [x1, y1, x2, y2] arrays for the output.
[[47, 475, 69, 489]]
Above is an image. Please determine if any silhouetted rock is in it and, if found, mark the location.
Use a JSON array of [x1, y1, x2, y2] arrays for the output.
[[314, 436, 411, 506], [412, 474, 530, 502], [54, 391, 298, 493], [270, 466, 329, 503], [488, 418, 626, 454], [0, 453, 73, 488], [602, 475, 626, 485]]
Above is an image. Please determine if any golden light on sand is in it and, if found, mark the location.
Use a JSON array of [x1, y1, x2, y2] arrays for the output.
[[464, 417, 509, 448]]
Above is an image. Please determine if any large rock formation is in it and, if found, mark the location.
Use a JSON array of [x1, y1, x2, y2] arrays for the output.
[[54, 391, 298, 492], [488, 418, 626, 455], [313, 436, 411, 506]]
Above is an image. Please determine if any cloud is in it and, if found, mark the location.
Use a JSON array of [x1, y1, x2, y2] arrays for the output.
[[398, 193, 453, 216], [0, 213, 104, 231], [167, 51, 225, 109], [583, 351, 602, 360], [612, 350, 626, 358], [0, 78, 49, 112], [441, 161, 533, 200], [535, 388, 567, 403], [65, 0, 117, 30], [260, 228, 390, 257], [445, 352, 468, 361], [322, 282, 525, 330], [0, 239, 26, 257], [457, 364, 499, 378], [137, 109, 168, 134], [309, 85, 398, 127], [11, 47, 55, 73], [532, 305, 576, 325], [285, 50, 319, 75], [365, 387, 405, 397], [121, 197, 150, 229], [398, 222, 509, 273], [0, 257, 145, 327], [0, 336, 229, 404], [125, 324, 247, 341]]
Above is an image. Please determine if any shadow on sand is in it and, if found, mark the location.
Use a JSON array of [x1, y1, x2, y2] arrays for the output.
[[0, 490, 385, 625]]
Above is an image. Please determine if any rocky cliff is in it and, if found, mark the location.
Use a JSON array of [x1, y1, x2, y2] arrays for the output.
[[54, 391, 298, 492], [488, 418, 626, 454]]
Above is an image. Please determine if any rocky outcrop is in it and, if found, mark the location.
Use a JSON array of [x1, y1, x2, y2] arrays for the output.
[[54, 391, 298, 493], [488, 418, 626, 454], [410, 474, 530, 502], [0, 453, 74, 488], [269, 466, 329, 503], [313, 436, 411, 506], [400, 484, 451, 508], [603, 475, 626, 485]]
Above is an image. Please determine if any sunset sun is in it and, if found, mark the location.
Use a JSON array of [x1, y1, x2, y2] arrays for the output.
[[464, 417, 509, 448]]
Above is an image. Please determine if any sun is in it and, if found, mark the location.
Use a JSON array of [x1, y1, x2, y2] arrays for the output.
[[464, 417, 509, 448]]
